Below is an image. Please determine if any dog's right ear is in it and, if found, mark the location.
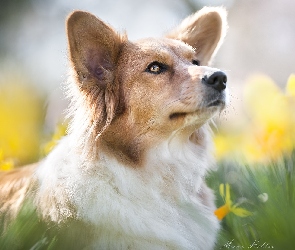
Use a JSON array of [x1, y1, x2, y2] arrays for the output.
[[67, 11, 124, 87], [67, 11, 127, 135]]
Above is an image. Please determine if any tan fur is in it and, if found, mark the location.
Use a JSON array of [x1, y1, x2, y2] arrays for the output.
[[0, 164, 37, 224]]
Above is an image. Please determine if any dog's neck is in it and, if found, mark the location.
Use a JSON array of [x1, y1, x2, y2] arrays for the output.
[[68, 118, 213, 169]]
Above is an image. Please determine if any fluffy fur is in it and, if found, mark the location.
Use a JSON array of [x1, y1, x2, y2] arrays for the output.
[[0, 7, 228, 249]]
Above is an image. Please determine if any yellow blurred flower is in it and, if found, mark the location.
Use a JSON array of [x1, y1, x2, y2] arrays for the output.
[[215, 183, 252, 220], [215, 74, 295, 163], [214, 133, 243, 160], [243, 75, 294, 161], [0, 150, 14, 171], [42, 122, 67, 155], [0, 73, 44, 166], [286, 74, 295, 97]]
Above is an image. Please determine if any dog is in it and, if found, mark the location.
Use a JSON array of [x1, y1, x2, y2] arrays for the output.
[[0, 7, 228, 249]]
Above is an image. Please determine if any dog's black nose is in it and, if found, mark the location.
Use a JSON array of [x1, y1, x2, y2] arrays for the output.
[[202, 71, 227, 92]]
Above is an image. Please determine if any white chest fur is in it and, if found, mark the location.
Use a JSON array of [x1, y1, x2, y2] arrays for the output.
[[35, 135, 219, 249]]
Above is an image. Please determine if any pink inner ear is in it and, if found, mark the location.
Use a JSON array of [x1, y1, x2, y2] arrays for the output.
[[85, 50, 113, 82]]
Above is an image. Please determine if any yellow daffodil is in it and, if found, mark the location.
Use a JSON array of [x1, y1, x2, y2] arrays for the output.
[[214, 74, 295, 163], [243, 75, 294, 162], [214, 183, 252, 220], [286, 74, 295, 97], [0, 150, 14, 171], [214, 133, 243, 160], [0, 73, 45, 166], [42, 122, 68, 155]]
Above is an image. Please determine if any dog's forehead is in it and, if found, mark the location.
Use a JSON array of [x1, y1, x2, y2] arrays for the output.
[[131, 37, 195, 58]]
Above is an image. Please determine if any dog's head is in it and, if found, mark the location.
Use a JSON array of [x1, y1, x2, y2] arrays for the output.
[[66, 7, 228, 165]]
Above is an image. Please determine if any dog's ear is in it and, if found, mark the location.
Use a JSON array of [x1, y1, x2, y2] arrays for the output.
[[167, 7, 227, 65], [67, 11, 123, 85], [67, 11, 126, 135]]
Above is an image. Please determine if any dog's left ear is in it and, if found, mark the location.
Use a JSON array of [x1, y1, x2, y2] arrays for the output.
[[167, 7, 227, 65]]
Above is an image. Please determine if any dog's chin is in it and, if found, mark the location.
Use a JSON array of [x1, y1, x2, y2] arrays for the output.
[[169, 99, 226, 122], [206, 99, 226, 108]]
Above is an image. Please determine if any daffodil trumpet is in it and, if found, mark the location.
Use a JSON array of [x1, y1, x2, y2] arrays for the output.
[[214, 183, 252, 220]]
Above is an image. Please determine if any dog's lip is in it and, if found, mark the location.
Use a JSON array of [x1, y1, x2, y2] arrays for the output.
[[206, 99, 225, 107], [169, 112, 187, 120], [169, 99, 225, 120]]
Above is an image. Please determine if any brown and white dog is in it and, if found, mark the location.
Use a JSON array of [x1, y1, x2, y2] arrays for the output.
[[0, 7, 228, 249]]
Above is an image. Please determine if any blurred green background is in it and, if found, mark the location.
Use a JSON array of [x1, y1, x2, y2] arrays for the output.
[[1, 0, 295, 249]]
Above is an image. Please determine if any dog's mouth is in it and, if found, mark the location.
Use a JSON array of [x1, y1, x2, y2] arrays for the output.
[[207, 99, 225, 107], [169, 99, 225, 120], [169, 112, 187, 120]]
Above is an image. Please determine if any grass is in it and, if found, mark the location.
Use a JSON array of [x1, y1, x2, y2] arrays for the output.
[[208, 151, 295, 249], [0, 201, 93, 250]]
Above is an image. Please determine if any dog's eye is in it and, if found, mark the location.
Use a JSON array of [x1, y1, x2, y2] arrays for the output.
[[192, 60, 200, 66], [146, 61, 168, 74]]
